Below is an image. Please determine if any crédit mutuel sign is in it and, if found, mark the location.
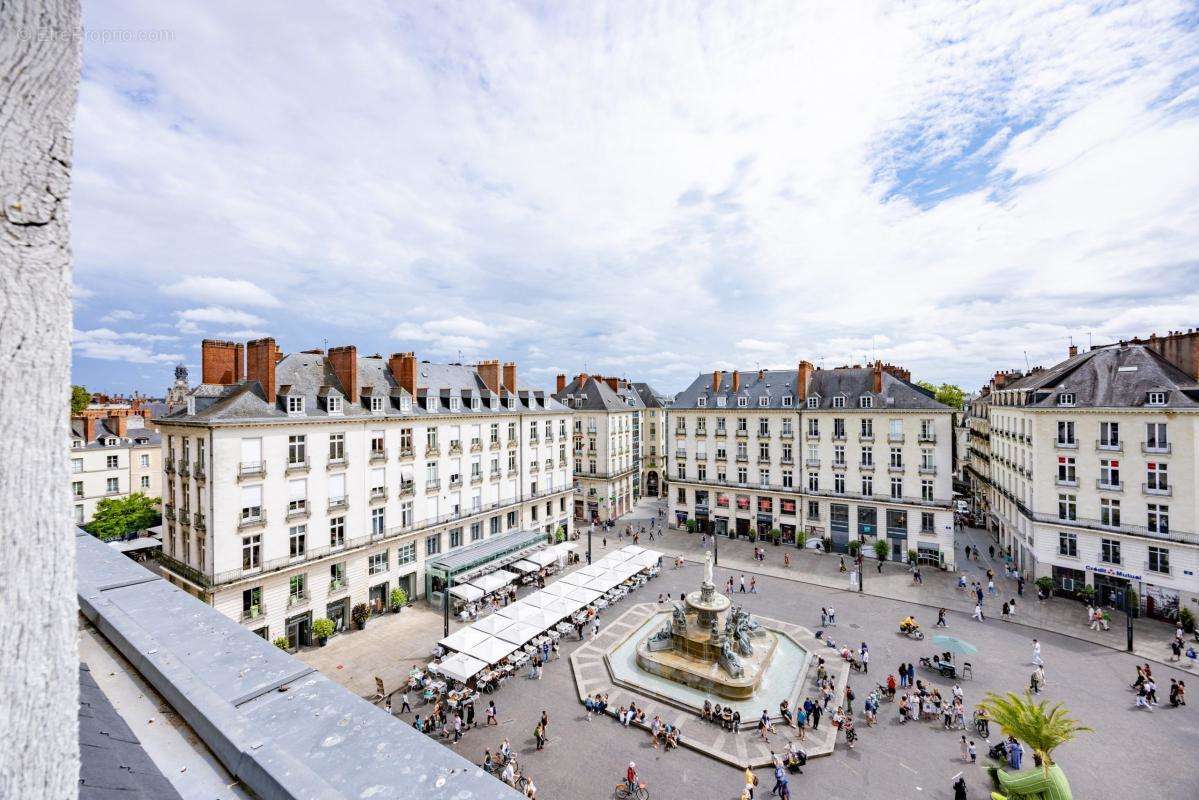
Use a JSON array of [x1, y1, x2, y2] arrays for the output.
[[1084, 564, 1143, 582]]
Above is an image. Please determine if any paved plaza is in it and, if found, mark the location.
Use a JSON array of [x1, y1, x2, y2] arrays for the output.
[[301, 500, 1197, 800]]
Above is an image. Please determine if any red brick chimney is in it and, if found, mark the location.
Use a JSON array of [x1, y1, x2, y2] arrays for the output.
[[604, 376, 620, 393], [388, 352, 417, 396], [712, 370, 723, 392], [1068, 344, 1078, 358], [872, 360, 883, 394], [477, 359, 501, 393], [1138, 328, 1199, 381], [796, 361, 813, 401], [731, 371, 741, 394], [880, 363, 911, 382], [246, 337, 279, 404], [328, 345, 358, 402], [502, 362, 517, 393], [83, 414, 97, 443], [107, 414, 128, 438], [556, 374, 566, 393], [577, 372, 589, 388], [201, 339, 241, 385]]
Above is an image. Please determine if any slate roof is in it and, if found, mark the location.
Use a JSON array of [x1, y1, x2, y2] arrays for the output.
[[630, 381, 669, 408], [70, 418, 161, 448], [553, 376, 646, 412], [79, 662, 183, 800], [1001, 343, 1199, 409], [159, 353, 568, 425], [672, 367, 951, 411]]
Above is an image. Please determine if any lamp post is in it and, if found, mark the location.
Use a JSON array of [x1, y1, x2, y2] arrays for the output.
[[1125, 589, 1135, 653], [587, 523, 592, 565], [713, 525, 719, 568], [443, 586, 450, 639], [857, 552, 865, 593]]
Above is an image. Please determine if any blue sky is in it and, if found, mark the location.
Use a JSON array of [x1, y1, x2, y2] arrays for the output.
[[71, 1, 1199, 397]]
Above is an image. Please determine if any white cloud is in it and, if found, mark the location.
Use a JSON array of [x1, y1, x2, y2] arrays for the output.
[[72, 328, 183, 364], [70, 1, 1199, 393], [161, 276, 281, 308], [100, 309, 142, 323]]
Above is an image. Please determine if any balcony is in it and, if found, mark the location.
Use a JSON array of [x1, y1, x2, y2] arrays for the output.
[[240, 603, 265, 623], [675, 449, 687, 459], [286, 502, 309, 521], [471, 440, 483, 452], [918, 433, 937, 443], [1054, 440, 1078, 450], [758, 456, 772, 465], [490, 468, 502, 479], [425, 479, 440, 493], [1055, 477, 1079, 488], [285, 458, 310, 474], [714, 453, 727, 462], [528, 463, 540, 474], [425, 445, 441, 458], [695, 429, 707, 437], [399, 447, 415, 460], [193, 512, 206, 531], [918, 465, 937, 475], [469, 473, 482, 486], [449, 477, 463, 489], [489, 440, 501, 450], [1095, 479, 1123, 493], [399, 482, 415, 499], [735, 429, 748, 438], [449, 443, 463, 455], [287, 592, 310, 609], [179, 461, 191, 478], [328, 495, 349, 512], [858, 462, 874, 471], [831, 460, 847, 471], [165, 456, 176, 474], [527, 437, 539, 446], [779, 430, 793, 439], [559, 457, 568, 467], [1095, 440, 1122, 452], [804, 458, 820, 468], [238, 510, 267, 529], [714, 429, 727, 438], [1142, 482, 1172, 497], [370, 487, 388, 503], [193, 464, 207, 482], [888, 463, 905, 473], [507, 440, 518, 449], [164, 505, 176, 521], [238, 460, 266, 480], [781, 456, 794, 465], [887, 433, 905, 443], [805, 432, 820, 441], [858, 433, 874, 442], [328, 578, 349, 596], [1142, 441, 1171, 454], [370, 449, 388, 464], [735, 454, 748, 463], [832, 433, 846, 442]]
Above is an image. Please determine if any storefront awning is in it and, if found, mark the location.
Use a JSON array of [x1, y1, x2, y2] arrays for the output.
[[467, 570, 520, 594], [448, 584, 484, 602], [439, 626, 490, 653]]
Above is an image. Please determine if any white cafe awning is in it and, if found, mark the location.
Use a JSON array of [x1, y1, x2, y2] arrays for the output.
[[493, 620, 543, 645], [459, 636, 521, 664], [631, 550, 662, 568], [509, 559, 540, 574], [567, 587, 603, 605], [436, 652, 489, 683], [448, 584, 484, 602], [526, 549, 559, 568], [544, 596, 583, 617], [468, 569, 520, 594], [540, 582, 574, 597], [519, 591, 555, 608], [555, 572, 590, 587], [471, 615, 513, 636], [439, 626, 490, 653], [600, 549, 634, 562], [620, 545, 646, 555]]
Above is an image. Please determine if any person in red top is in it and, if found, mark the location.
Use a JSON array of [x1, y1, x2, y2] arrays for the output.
[[626, 762, 637, 791], [885, 673, 897, 699]]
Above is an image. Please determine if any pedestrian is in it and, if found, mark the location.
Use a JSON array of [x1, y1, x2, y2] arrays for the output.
[[937, 607, 948, 627], [592, 619, 600, 639], [987, 579, 996, 596], [534, 721, 546, 750], [968, 740, 977, 764], [1001, 601, 1010, 618], [960, 735, 969, 762], [1017, 574, 1025, 596], [828, 606, 837, 625], [486, 700, 498, 726], [839, 556, 847, 573], [750, 576, 758, 594], [820, 607, 829, 627], [1008, 597, 1017, 616], [740, 574, 747, 593], [784, 552, 791, 569], [452, 713, 463, 742], [400, 691, 412, 714], [972, 603, 984, 622], [861, 648, 870, 674], [988, 544, 995, 559], [384, 698, 392, 716], [1032, 639, 1043, 666]]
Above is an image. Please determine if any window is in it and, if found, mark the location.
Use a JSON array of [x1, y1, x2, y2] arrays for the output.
[[1058, 531, 1077, 557], [241, 485, 263, 521], [889, 447, 903, 468], [449, 396, 461, 412], [807, 500, 819, 520], [737, 396, 748, 407], [450, 528, 463, 548], [807, 472, 818, 492], [1148, 546, 1169, 573], [1148, 503, 1169, 534], [758, 418, 769, 436], [106, 477, 119, 493], [921, 479, 934, 501], [478, 520, 489, 540], [397, 542, 416, 565], [1146, 461, 1168, 491], [861, 475, 873, 496], [242, 534, 261, 570], [1057, 493, 1076, 521], [716, 417, 726, 433], [737, 417, 748, 433], [890, 477, 902, 499], [806, 397, 818, 408], [330, 562, 346, 589], [1057, 456, 1076, 483], [807, 419, 819, 437], [368, 551, 388, 575], [833, 474, 845, 494], [72, 481, 83, 498], [287, 395, 305, 414], [328, 396, 343, 414], [782, 395, 793, 407], [288, 435, 307, 465], [677, 463, 686, 480], [289, 525, 307, 558], [427, 428, 438, 450], [1099, 458, 1120, 488], [1147, 391, 1167, 406], [426, 534, 441, 556], [697, 397, 707, 407], [782, 443, 792, 462], [833, 445, 845, 465], [401, 501, 413, 526], [1100, 497, 1120, 527], [71, 458, 82, 473], [1099, 421, 1119, 448], [758, 395, 769, 407], [697, 463, 707, 480], [330, 516, 345, 547], [106, 455, 118, 469], [1056, 420, 1075, 446], [782, 469, 793, 488], [832, 395, 845, 409], [862, 419, 875, 438], [371, 507, 385, 535], [329, 433, 345, 462], [833, 418, 845, 438], [140, 475, 150, 489], [288, 479, 307, 514], [1057, 393, 1075, 407], [1146, 422, 1168, 450], [921, 512, 934, 533], [889, 419, 903, 439], [758, 442, 770, 460], [1100, 538, 1121, 564], [861, 446, 873, 466], [139, 453, 150, 468], [920, 448, 933, 469], [859, 396, 873, 409]]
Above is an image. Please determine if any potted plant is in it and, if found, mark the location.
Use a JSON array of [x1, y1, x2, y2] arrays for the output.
[[249, 603, 261, 619], [873, 539, 888, 562], [685, 519, 697, 534], [555, 526, 566, 544], [906, 548, 918, 566], [273, 636, 290, 651], [1180, 606, 1196, 634], [748, 530, 757, 543], [770, 528, 781, 546], [821, 536, 833, 553], [312, 617, 335, 646], [795, 531, 807, 550], [847, 540, 861, 557], [390, 587, 408, 613], [1079, 584, 1096, 604], [351, 603, 370, 630], [1035, 576, 1055, 599]]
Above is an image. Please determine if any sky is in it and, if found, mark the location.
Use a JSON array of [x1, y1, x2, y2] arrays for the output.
[[71, 1, 1199, 397]]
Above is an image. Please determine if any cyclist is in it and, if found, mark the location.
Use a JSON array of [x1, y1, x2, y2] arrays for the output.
[[625, 762, 638, 792]]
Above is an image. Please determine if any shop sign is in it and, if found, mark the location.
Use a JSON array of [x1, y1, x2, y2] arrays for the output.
[[1085, 564, 1142, 582]]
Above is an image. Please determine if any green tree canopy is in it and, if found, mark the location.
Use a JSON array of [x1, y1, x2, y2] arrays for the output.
[[916, 380, 965, 410], [87, 492, 160, 541], [70, 385, 90, 415], [978, 691, 1091, 771]]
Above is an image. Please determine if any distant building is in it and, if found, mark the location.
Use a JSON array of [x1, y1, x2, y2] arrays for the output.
[[70, 403, 162, 524], [165, 363, 190, 411], [630, 381, 670, 498]]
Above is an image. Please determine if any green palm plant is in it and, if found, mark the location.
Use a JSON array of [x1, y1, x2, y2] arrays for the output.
[[978, 691, 1092, 772]]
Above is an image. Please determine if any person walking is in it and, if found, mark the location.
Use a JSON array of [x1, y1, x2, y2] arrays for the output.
[[400, 691, 412, 714], [828, 605, 837, 626], [750, 576, 758, 594], [486, 700, 498, 726], [821, 607, 829, 627], [740, 574, 748, 593], [972, 603, 984, 622], [861, 647, 870, 674], [1031, 639, 1043, 666], [960, 735, 969, 762], [937, 608, 948, 627]]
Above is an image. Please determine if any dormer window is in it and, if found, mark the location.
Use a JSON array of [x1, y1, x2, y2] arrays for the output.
[[859, 396, 873, 409], [287, 396, 305, 414], [370, 396, 384, 413], [327, 396, 343, 415], [697, 397, 707, 408], [471, 396, 481, 410], [105, 438, 117, 446], [737, 396, 748, 408], [427, 395, 439, 412], [832, 396, 845, 409], [782, 395, 793, 407], [758, 396, 769, 407], [806, 397, 819, 409], [1147, 391, 1167, 406], [72, 439, 82, 448], [1057, 393, 1075, 407], [716, 396, 727, 408], [186, 396, 196, 416], [507, 396, 516, 409], [450, 397, 462, 412], [400, 396, 412, 413]]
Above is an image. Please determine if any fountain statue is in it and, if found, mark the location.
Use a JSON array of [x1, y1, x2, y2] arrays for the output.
[[635, 550, 779, 699]]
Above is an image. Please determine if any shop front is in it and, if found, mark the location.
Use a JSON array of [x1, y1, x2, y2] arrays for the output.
[[1087, 564, 1139, 610], [735, 495, 751, 538], [779, 499, 797, 543], [830, 503, 850, 553], [325, 598, 349, 633], [396, 571, 416, 603], [735, 517, 751, 538], [857, 506, 878, 554], [695, 491, 710, 534], [756, 497, 774, 537], [715, 494, 731, 536], [285, 610, 312, 650], [886, 509, 908, 562], [1051, 565, 1087, 599], [675, 509, 689, 526], [1144, 582, 1180, 622], [916, 542, 941, 566], [369, 581, 389, 614]]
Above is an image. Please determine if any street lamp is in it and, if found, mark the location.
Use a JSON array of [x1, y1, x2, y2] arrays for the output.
[[1125, 589, 1135, 653], [587, 524, 592, 565]]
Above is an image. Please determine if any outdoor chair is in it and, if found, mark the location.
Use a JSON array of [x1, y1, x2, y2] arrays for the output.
[[962, 662, 973, 679], [372, 676, 386, 704]]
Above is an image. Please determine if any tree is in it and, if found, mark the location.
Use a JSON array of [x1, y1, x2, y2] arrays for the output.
[[70, 385, 90, 414], [917, 380, 965, 410], [978, 691, 1091, 772], [87, 493, 161, 541]]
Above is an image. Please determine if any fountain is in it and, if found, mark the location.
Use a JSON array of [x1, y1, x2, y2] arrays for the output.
[[636, 551, 779, 699]]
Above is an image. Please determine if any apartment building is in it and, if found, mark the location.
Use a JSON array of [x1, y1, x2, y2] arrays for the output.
[[668, 361, 957, 568], [983, 333, 1199, 622], [962, 389, 992, 521], [631, 382, 669, 497], [70, 405, 162, 524], [154, 338, 574, 646], [554, 374, 643, 522]]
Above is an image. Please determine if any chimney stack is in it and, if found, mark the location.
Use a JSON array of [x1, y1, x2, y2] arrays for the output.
[[201, 339, 242, 385], [388, 352, 418, 396], [502, 362, 517, 394], [329, 345, 358, 402], [83, 414, 97, 443], [556, 374, 566, 393], [477, 359, 501, 393], [731, 371, 741, 394], [712, 370, 723, 392], [604, 376, 620, 393], [872, 360, 883, 394], [1068, 344, 1078, 358], [246, 337, 279, 404], [577, 372, 590, 388], [107, 414, 128, 438], [796, 360, 813, 401]]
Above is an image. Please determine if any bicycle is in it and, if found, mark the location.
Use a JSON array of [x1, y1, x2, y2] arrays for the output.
[[614, 780, 650, 800]]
